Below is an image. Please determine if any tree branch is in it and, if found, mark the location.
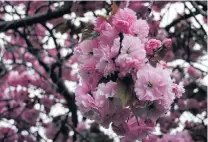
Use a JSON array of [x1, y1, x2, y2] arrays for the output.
[[165, 11, 200, 31], [0, 2, 73, 32], [16, 29, 78, 127], [191, 1, 207, 17]]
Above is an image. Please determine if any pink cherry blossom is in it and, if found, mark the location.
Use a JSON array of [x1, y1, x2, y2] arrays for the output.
[[96, 51, 117, 77], [129, 19, 149, 42], [97, 81, 117, 98], [75, 84, 102, 122], [116, 34, 146, 76], [74, 6, 185, 139], [123, 118, 156, 141], [78, 60, 101, 87], [94, 16, 110, 32], [74, 39, 99, 63], [93, 89, 130, 127], [120, 34, 145, 60], [172, 83, 185, 98], [112, 8, 137, 33], [145, 39, 162, 55], [135, 64, 172, 101], [98, 26, 118, 47]]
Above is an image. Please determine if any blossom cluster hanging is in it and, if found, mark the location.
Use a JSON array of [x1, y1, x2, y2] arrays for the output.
[[74, 7, 184, 141]]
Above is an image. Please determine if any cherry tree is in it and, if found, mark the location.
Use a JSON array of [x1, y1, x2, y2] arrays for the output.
[[0, 1, 207, 142]]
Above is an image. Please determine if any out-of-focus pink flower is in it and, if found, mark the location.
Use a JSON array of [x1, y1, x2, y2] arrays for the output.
[[157, 130, 193, 142], [40, 97, 55, 113], [187, 66, 202, 80], [76, 122, 86, 132], [45, 123, 62, 141], [171, 70, 182, 83], [162, 38, 172, 49], [0, 127, 18, 141], [163, 50, 175, 62], [18, 135, 36, 142], [22, 108, 39, 125], [48, 48, 57, 57], [178, 99, 199, 110], [190, 50, 203, 62], [43, 56, 55, 64], [156, 29, 168, 40]]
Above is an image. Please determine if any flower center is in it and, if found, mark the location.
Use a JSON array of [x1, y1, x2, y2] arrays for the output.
[[126, 47, 131, 54], [89, 51, 93, 55], [104, 60, 108, 64], [147, 82, 153, 88]]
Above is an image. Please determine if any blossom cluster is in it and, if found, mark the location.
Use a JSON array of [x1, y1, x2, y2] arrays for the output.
[[74, 8, 184, 141]]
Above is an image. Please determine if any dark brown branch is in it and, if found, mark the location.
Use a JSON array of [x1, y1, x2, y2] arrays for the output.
[[0, 2, 73, 32], [16, 29, 78, 127], [185, 3, 207, 36], [191, 1, 207, 17], [165, 11, 200, 31]]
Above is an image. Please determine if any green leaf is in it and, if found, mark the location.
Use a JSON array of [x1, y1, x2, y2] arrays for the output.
[[116, 79, 132, 107], [55, 23, 69, 34], [81, 24, 100, 41]]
